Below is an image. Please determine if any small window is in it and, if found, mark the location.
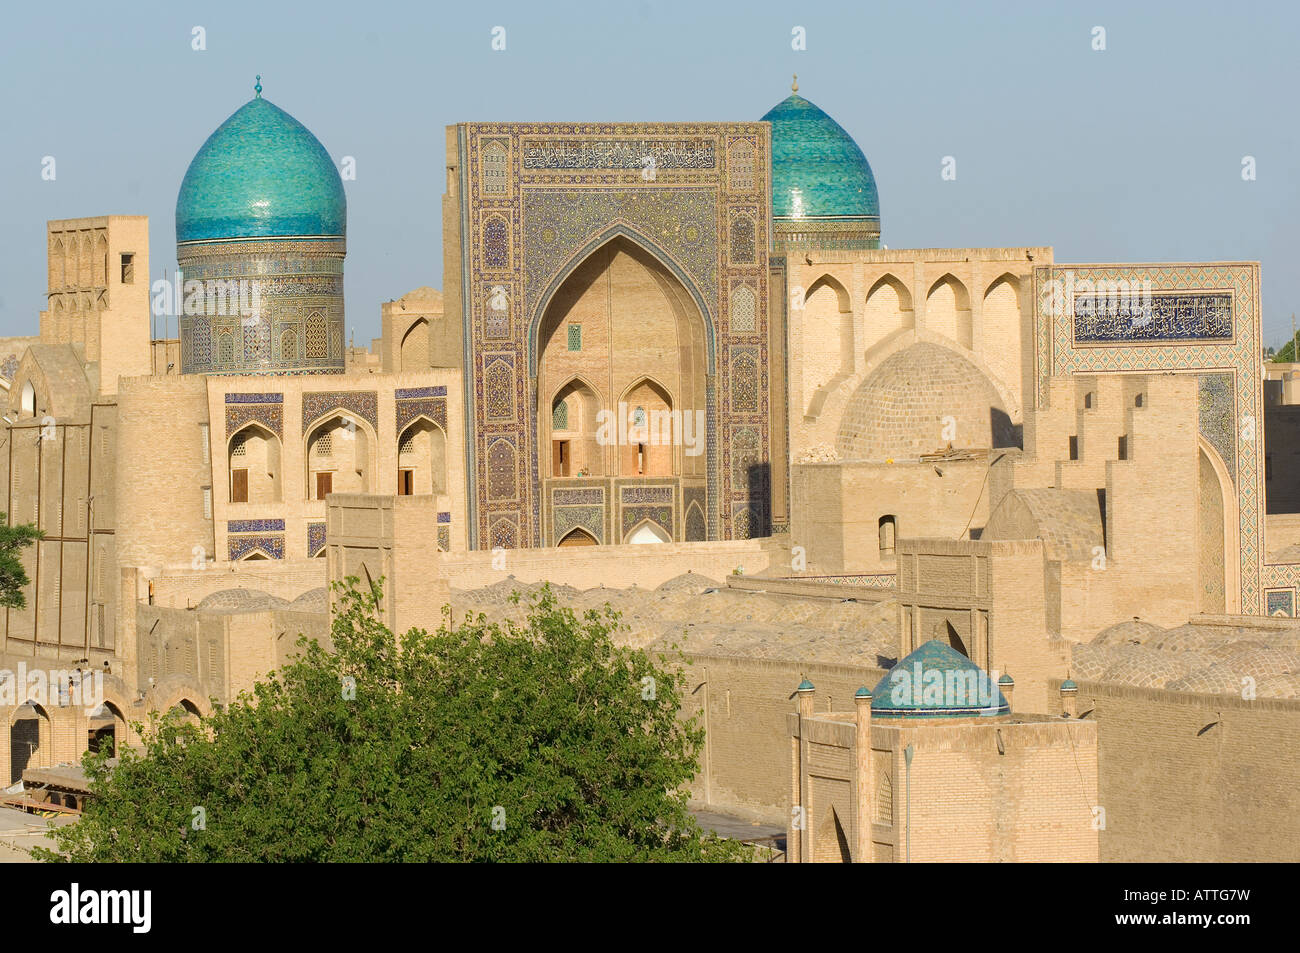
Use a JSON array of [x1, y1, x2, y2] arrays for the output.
[[1117, 435, 1128, 461], [230, 435, 248, 458], [1068, 435, 1079, 461], [552, 399, 569, 431], [567, 324, 582, 351], [202, 486, 212, 519], [398, 432, 416, 456], [1134, 393, 1144, 408], [879, 515, 897, 556], [1083, 392, 1094, 410], [120, 253, 134, 284], [200, 424, 210, 464], [315, 433, 333, 457]]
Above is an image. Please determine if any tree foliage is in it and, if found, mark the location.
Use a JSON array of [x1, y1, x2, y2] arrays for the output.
[[39, 580, 745, 862], [0, 516, 42, 609]]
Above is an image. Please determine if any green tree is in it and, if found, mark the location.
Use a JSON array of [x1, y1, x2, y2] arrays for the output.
[[39, 580, 746, 862], [0, 516, 42, 609]]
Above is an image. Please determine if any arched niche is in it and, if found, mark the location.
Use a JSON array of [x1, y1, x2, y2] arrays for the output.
[[228, 423, 282, 503], [548, 377, 603, 477], [306, 414, 373, 500], [397, 417, 447, 495]]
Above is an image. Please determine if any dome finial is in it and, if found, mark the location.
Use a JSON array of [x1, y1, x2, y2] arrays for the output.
[[791, 73, 798, 94], [254, 74, 262, 98]]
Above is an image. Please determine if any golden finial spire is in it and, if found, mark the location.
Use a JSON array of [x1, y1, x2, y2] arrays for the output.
[[792, 73, 798, 93]]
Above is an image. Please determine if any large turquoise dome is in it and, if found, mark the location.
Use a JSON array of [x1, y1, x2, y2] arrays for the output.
[[176, 92, 346, 243], [761, 88, 879, 222]]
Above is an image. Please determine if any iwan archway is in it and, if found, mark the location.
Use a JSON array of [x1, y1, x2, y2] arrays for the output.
[[533, 234, 712, 545]]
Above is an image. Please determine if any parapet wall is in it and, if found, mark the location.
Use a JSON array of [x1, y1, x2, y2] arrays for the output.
[[1062, 678, 1300, 862]]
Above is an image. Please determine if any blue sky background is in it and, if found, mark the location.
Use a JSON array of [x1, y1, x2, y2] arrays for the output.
[[1, 0, 1297, 346]]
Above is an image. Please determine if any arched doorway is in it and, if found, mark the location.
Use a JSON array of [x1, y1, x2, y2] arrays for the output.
[[9, 703, 50, 784]]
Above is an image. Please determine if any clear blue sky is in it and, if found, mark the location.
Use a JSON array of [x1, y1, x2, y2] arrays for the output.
[[2, 0, 1297, 347]]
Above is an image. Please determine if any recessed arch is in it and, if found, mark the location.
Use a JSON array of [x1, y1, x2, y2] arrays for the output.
[[1198, 436, 1239, 614], [227, 422, 282, 504], [982, 272, 1023, 396], [558, 527, 598, 547], [399, 318, 430, 372], [617, 376, 675, 477], [624, 519, 671, 545], [548, 376, 604, 477], [527, 224, 717, 375], [802, 273, 855, 410], [20, 380, 35, 417], [865, 273, 915, 350], [305, 412, 375, 500], [926, 273, 973, 349], [8, 702, 51, 784], [396, 415, 447, 495]]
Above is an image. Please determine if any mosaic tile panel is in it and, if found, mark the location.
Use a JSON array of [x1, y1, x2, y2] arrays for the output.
[[437, 526, 450, 552], [228, 519, 285, 533], [307, 522, 326, 558], [395, 396, 447, 434], [1073, 291, 1233, 344], [621, 485, 673, 505], [1265, 589, 1294, 617], [1198, 373, 1236, 480], [555, 505, 604, 543], [620, 504, 672, 539], [301, 391, 378, 433], [225, 401, 284, 440], [228, 534, 285, 560]]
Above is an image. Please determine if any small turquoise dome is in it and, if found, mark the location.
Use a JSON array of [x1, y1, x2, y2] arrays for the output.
[[855, 685, 872, 699], [998, 673, 1015, 685], [761, 90, 879, 221], [1061, 679, 1079, 691], [176, 91, 346, 243], [871, 641, 1009, 719], [797, 678, 815, 692]]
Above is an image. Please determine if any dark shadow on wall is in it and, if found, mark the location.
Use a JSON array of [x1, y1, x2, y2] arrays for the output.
[[744, 462, 772, 538], [990, 408, 1023, 450]]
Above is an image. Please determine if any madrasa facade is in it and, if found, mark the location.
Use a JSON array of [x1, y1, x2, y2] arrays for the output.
[[3, 78, 1299, 851]]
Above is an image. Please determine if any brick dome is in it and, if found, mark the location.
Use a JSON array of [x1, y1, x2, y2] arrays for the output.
[[836, 342, 1013, 461]]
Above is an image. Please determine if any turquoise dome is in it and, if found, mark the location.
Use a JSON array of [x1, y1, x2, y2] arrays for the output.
[[871, 641, 1009, 719], [761, 91, 879, 221], [176, 92, 346, 243]]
